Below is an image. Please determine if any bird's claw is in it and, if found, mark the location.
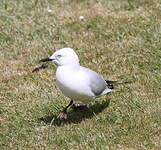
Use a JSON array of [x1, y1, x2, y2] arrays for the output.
[[57, 111, 67, 119]]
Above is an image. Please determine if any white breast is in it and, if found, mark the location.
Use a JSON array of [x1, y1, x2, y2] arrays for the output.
[[55, 66, 95, 103]]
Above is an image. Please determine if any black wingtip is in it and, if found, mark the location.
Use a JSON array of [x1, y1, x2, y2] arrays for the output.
[[105, 80, 131, 85], [105, 80, 131, 89]]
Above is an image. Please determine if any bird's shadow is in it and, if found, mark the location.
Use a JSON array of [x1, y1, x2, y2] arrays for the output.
[[39, 99, 110, 126]]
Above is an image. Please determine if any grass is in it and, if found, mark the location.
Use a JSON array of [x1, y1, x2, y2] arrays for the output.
[[0, 0, 161, 149]]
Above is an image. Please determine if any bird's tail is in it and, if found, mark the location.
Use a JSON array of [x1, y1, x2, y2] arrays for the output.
[[105, 80, 130, 89]]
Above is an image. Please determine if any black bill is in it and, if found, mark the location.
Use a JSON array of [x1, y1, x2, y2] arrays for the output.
[[39, 57, 52, 62]]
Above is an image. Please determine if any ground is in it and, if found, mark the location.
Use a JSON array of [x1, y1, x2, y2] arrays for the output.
[[0, 0, 161, 149]]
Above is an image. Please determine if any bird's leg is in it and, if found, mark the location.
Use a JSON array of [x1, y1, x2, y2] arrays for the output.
[[57, 100, 73, 119]]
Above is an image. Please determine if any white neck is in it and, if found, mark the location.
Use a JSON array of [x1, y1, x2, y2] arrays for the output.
[[58, 63, 80, 71]]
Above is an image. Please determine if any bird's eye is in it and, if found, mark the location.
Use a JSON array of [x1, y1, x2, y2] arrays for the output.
[[57, 55, 62, 58]]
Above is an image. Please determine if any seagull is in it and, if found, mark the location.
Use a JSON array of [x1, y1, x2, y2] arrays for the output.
[[39, 48, 128, 119]]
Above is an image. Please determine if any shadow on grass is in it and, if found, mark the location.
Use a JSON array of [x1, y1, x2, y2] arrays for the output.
[[39, 99, 110, 126]]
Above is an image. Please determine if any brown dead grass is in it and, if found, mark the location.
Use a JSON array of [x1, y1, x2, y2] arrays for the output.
[[51, 1, 155, 22], [107, 36, 143, 52], [0, 59, 27, 80]]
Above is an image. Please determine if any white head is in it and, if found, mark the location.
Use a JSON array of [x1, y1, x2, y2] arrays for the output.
[[40, 48, 79, 66]]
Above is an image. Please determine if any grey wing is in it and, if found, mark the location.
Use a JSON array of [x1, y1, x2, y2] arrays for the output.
[[81, 67, 107, 96]]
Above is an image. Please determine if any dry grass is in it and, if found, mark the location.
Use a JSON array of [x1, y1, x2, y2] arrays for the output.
[[0, 0, 161, 149]]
